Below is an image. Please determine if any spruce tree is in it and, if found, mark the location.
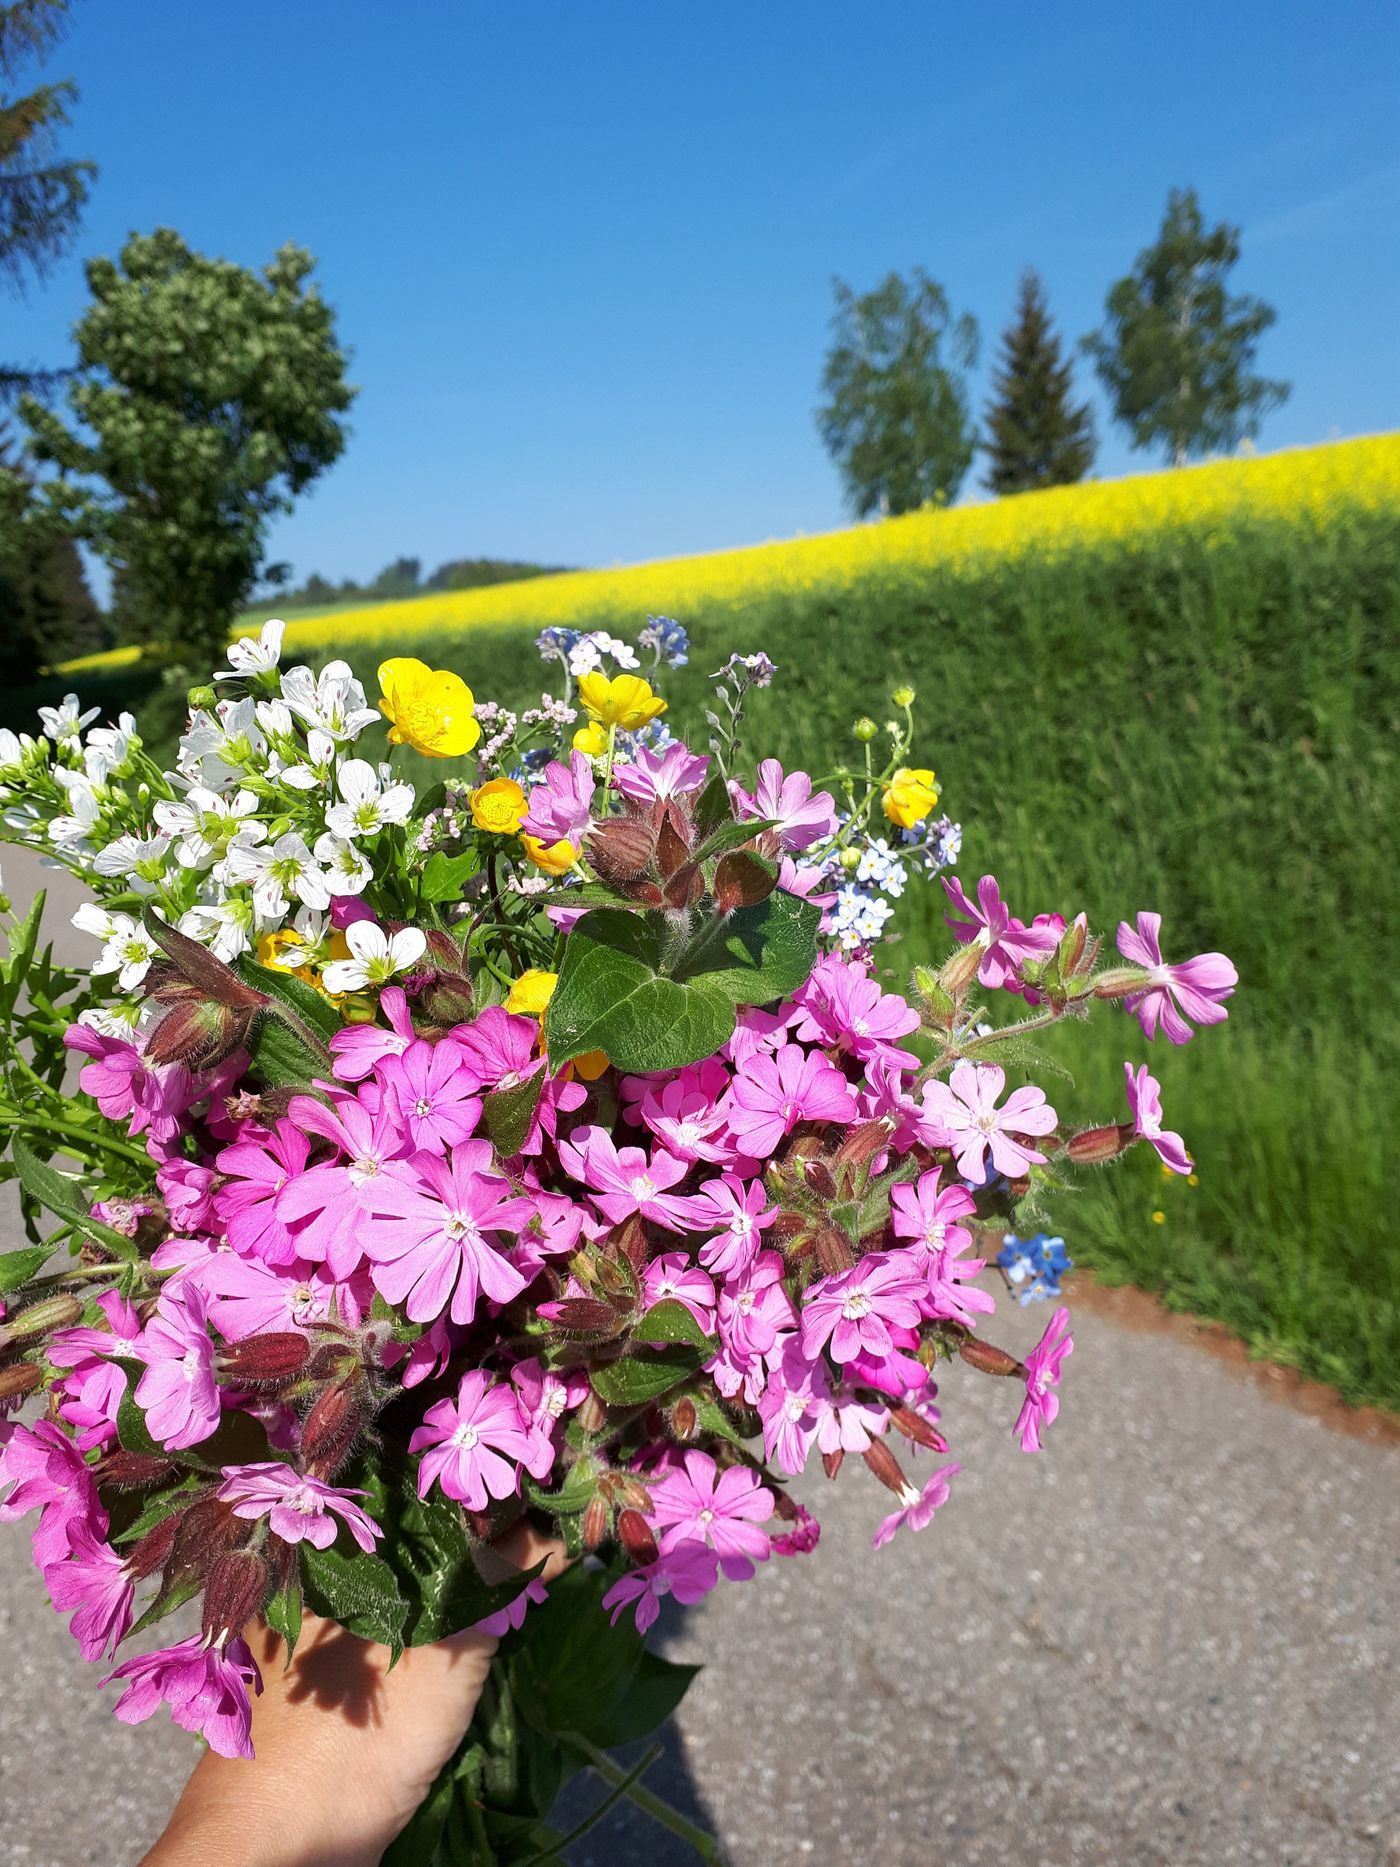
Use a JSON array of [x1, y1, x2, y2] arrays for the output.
[[0, 0, 95, 402], [982, 269, 1095, 495]]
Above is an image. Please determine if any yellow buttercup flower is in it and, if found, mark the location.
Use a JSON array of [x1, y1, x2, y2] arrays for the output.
[[521, 834, 579, 876], [576, 672, 668, 731], [257, 928, 314, 983], [882, 766, 939, 829], [572, 721, 611, 757], [470, 777, 527, 836], [505, 968, 557, 1017], [569, 1049, 610, 1081], [378, 657, 480, 758]]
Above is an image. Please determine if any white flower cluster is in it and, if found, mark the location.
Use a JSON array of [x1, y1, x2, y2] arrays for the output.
[[0, 620, 421, 1014]]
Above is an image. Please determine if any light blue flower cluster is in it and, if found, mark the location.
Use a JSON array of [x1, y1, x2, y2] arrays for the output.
[[638, 615, 690, 668], [996, 1232, 1073, 1303], [899, 814, 963, 878]]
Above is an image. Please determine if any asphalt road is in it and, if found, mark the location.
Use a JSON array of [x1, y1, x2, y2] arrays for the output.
[[1, 845, 1396, 1866]]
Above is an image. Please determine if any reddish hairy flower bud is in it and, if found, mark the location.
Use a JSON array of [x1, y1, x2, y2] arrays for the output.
[[890, 1405, 949, 1453], [713, 849, 776, 912], [655, 806, 693, 878], [938, 940, 985, 999], [617, 1507, 659, 1565], [201, 1550, 269, 1643], [862, 1437, 911, 1498], [575, 1389, 607, 1435], [802, 1157, 839, 1201], [145, 998, 250, 1071], [125, 1508, 184, 1581], [581, 1494, 610, 1551], [612, 1475, 654, 1513], [589, 816, 656, 884], [218, 1331, 312, 1386], [813, 1225, 855, 1278], [670, 1396, 698, 1442], [171, 1496, 240, 1581], [821, 1448, 844, 1480], [96, 1449, 174, 1489], [301, 1382, 363, 1474], [957, 1337, 1026, 1378], [539, 1298, 626, 1337], [1067, 1123, 1134, 1165], [831, 1121, 893, 1170], [0, 1361, 41, 1401]]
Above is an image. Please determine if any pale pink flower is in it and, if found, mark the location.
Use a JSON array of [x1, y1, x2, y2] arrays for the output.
[[521, 750, 595, 844], [602, 1542, 720, 1634], [757, 1341, 828, 1475], [364, 1141, 533, 1325], [509, 1357, 588, 1480], [65, 1023, 193, 1147], [800, 1253, 925, 1365], [811, 1381, 890, 1456], [104, 1634, 263, 1760], [1123, 1061, 1191, 1175], [612, 740, 709, 804], [733, 759, 837, 851], [1116, 911, 1238, 1044], [636, 1075, 733, 1164], [409, 1371, 533, 1509], [942, 874, 1062, 991], [44, 1519, 134, 1660], [556, 1127, 711, 1232], [0, 1420, 106, 1567], [130, 1285, 220, 1451], [920, 1060, 1057, 1183], [156, 1159, 218, 1235], [379, 1039, 483, 1155], [48, 1291, 141, 1450], [641, 1254, 717, 1335], [872, 1462, 962, 1549], [708, 1252, 796, 1401], [694, 1175, 777, 1280], [215, 1123, 313, 1264], [725, 1042, 858, 1158], [889, 1168, 976, 1260], [278, 1091, 410, 1277], [649, 1449, 774, 1579], [329, 985, 415, 1081], [1014, 1307, 1073, 1453], [216, 1462, 382, 1551], [195, 1252, 350, 1343], [791, 955, 920, 1069], [451, 1007, 585, 1153]]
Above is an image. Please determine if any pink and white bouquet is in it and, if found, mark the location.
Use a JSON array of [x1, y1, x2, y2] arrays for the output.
[[0, 617, 1235, 1860]]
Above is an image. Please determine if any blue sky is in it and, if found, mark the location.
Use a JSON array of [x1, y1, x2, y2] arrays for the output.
[[9, 0, 1400, 587]]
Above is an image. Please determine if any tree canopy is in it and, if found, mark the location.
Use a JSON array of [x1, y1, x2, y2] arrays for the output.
[[817, 269, 979, 516], [982, 268, 1095, 495]]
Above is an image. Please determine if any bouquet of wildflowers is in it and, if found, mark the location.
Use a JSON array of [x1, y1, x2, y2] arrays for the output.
[[0, 616, 1236, 1861]]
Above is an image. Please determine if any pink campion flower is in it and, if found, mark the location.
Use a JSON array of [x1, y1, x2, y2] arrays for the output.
[[1014, 1307, 1073, 1453], [450, 1007, 585, 1154], [920, 1061, 1057, 1184], [48, 1292, 141, 1450], [278, 1090, 411, 1278], [156, 1159, 218, 1236], [641, 1254, 717, 1335], [104, 1634, 263, 1761], [709, 1252, 797, 1403], [800, 1253, 925, 1365], [612, 739, 710, 804], [64, 1024, 193, 1148], [378, 1040, 483, 1156], [757, 1341, 827, 1475], [0, 1420, 106, 1567], [521, 750, 596, 844], [813, 1380, 890, 1456], [723, 1004, 798, 1071], [1117, 912, 1238, 1044], [329, 985, 415, 1082], [733, 759, 837, 852], [602, 1542, 720, 1635], [363, 1141, 533, 1326], [1123, 1061, 1191, 1175], [215, 1462, 382, 1552], [771, 1503, 821, 1556], [130, 1285, 220, 1451], [725, 1043, 858, 1159], [791, 956, 921, 1070], [942, 874, 1062, 991], [509, 1357, 588, 1480], [649, 1450, 775, 1580], [694, 1175, 777, 1280], [44, 1519, 134, 1660], [409, 1370, 534, 1509], [507, 1185, 596, 1281], [215, 1123, 313, 1265], [889, 1169, 976, 1262], [922, 1236, 995, 1329], [472, 1576, 549, 1640], [195, 1252, 351, 1344], [775, 855, 838, 913], [636, 1074, 734, 1165], [872, 1462, 962, 1550], [556, 1127, 711, 1233]]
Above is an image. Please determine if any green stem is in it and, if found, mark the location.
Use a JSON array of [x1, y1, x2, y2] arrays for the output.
[[599, 722, 619, 812], [485, 851, 523, 973], [517, 1743, 663, 1865], [7, 1112, 151, 1167], [564, 1734, 724, 1862]]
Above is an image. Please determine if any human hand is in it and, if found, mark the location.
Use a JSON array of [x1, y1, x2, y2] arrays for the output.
[[141, 1524, 567, 1867]]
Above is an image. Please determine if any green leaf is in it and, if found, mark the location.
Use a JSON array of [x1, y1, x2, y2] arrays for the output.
[[675, 890, 820, 1004], [482, 1067, 545, 1159], [420, 849, 482, 904], [0, 887, 45, 1019], [246, 1010, 331, 1090], [961, 1029, 1076, 1083], [263, 1577, 303, 1659], [301, 1542, 410, 1653], [114, 1361, 164, 1458], [633, 1299, 713, 1349], [128, 1574, 203, 1641], [692, 769, 733, 836], [589, 1343, 705, 1406], [238, 955, 341, 1040], [688, 1387, 752, 1449], [10, 1137, 139, 1262], [111, 1475, 204, 1547], [0, 1246, 51, 1293], [693, 815, 770, 862]]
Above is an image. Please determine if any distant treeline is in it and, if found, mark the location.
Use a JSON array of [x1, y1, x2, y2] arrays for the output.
[[266, 554, 572, 610]]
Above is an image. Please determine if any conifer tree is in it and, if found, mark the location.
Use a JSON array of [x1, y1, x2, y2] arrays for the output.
[[982, 269, 1095, 495]]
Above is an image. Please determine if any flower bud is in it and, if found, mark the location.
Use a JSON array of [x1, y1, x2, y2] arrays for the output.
[[581, 1494, 610, 1551], [300, 1381, 363, 1474], [617, 1508, 659, 1565], [0, 1361, 41, 1402], [890, 1405, 949, 1453], [575, 1389, 607, 1435], [1055, 914, 1088, 978], [95, 1449, 174, 1490], [1067, 1123, 1134, 1165], [0, 1293, 82, 1350], [913, 964, 955, 1025], [838, 845, 862, 873], [831, 1121, 893, 1170], [186, 684, 217, 710], [201, 1550, 269, 1643], [813, 1225, 855, 1277], [862, 1437, 911, 1498], [821, 1448, 844, 1480], [802, 1157, 838, 1201], [852, 716, 878, 742], [218, 1331, 312, 1386], [539, 1298, 626, 1337], [937, 939, 985, 999], [170, 1496, 240, 1581], [125, 1508, 184, 1581], [1091, 966, 1147, 1001], [611, 1474, 654, 1513], [891, 685, 915, 708], [957, 1337, 1025, 1378], [670, 1396, 698, 1442]]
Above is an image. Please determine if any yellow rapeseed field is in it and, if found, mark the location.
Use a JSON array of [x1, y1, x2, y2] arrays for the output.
[[61, 433, 1400, 675]]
